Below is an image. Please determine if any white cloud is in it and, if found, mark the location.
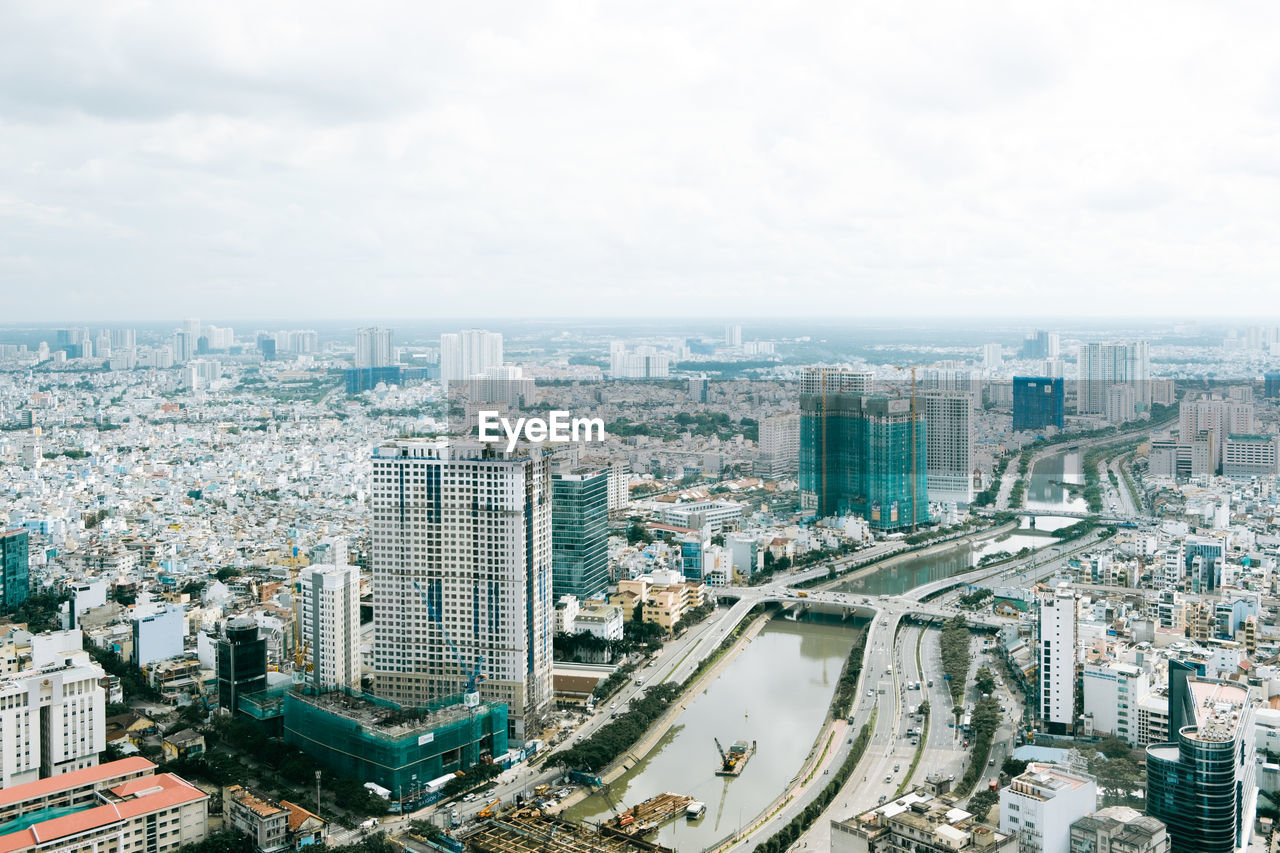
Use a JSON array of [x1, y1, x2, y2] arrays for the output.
[[1, 0, 1279, 320]]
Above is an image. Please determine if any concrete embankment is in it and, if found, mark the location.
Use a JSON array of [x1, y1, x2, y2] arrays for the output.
[[556, 613, 771, 812]]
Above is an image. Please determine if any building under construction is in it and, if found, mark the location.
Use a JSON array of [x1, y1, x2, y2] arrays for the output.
[[283, 687, 507, 797], [464, 811, 674, 853], [799, 368, 929, 531]]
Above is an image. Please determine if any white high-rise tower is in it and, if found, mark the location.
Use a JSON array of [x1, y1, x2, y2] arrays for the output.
[[296, 564, 362, 690], [440, 329, 503, 382], [355, 327, 395, 368], [371, 438, 552, 742], [1039, 584, 1078, 732]]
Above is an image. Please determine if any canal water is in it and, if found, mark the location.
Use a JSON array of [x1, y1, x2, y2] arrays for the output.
[[1024, 449, 1088, 513], [562, 619, 861, 851], [564, 460, 1085, 849]]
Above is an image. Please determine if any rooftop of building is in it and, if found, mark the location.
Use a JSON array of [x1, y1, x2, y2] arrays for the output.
[[285, 686, 497, 738], [1186, 678, 1250, 742], [840, 788, 1009, 848], [1006, 763, 1094, 801], [0, 772, 205, 853], [225, 785, 286, 819], [0, 757, 156, 809]]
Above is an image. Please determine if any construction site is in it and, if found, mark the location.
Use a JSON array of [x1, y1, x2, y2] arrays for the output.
[[463, 810, 675, 853], [281, 686, 508, 796]]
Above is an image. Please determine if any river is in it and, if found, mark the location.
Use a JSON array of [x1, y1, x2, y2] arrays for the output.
[[1024, 449, 1088, 513], [562, 618, 861, 850]]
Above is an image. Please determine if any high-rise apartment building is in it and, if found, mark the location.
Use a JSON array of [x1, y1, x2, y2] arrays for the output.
[[757, 413, 800, 479], [1077, 342, 1150, 415], [1147, 673, 1256, 853], [799, 369, 929, 531], [921, 391, 972, 505], [1039, 584, 1077, 733], [440, 329, 503, 382], [609, 343, 670, 379], [0, 638, 106, 788], [725, 324, 742, 347], [1019, 330, 1061, 360], [1013, 377, 1065, 432], [355, 327, 395, 369], [1, 528, 30, 611], [371, 439, 553, 742], [1178, 397, 1254, 474], [550, 466, 609, 601], [296, 564, 362, 690]]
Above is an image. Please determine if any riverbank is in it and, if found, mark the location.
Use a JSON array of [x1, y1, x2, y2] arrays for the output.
[[554, 611, 772, 813]]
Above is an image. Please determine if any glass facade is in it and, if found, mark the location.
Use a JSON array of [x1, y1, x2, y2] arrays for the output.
[[551, 469, 609, 600], [800, 393, 929, 531], [1, 529, 30, 611], [1147, 733, 1239, 853], [1012, 376, 1064, 432]]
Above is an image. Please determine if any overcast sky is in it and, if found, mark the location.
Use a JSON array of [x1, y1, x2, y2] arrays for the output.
[[2, 2, 1280, 322]]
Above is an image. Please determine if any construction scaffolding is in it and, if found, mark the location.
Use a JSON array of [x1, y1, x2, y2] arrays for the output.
[[282, 687, 507, 795], [465, 811, 674, 853]]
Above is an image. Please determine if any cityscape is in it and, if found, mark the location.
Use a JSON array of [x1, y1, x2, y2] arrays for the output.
[[2, 319, 1280, 853], [5, 5, 1280, 853]]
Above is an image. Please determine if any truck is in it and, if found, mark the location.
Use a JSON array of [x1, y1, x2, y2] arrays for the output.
[[478, 799, 501, 819], [359, 818, 379, 830]]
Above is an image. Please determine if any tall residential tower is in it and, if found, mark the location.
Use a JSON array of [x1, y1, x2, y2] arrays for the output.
[[371, 439, 553, 743]]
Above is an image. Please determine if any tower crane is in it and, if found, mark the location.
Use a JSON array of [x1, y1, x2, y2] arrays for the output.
[[412, 579, 485, 705]]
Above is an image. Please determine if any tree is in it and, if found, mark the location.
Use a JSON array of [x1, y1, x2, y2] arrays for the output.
[[626, 521, 653, 545], [1001, 756, 1028, 778], [974, 667, 996, 696], [1097, 736, 1132, 760], [967, 789, 998, 821]]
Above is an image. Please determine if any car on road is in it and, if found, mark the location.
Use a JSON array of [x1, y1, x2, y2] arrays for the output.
[[988, 758, 996, 766], [893, 764, 900, 772], [463, 793, 477, 803], [609, 702, 617, 709], [884, 775, 892, 784]]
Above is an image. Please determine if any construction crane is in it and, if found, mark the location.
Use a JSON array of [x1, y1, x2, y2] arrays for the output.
[[713, 737, 735, 773], [412, 579, 485, 704], [478, 798, 500, 819]]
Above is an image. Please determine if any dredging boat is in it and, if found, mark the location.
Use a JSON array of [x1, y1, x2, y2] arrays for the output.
[[714, 737, 756, 777], [686, 801, 706, 819]]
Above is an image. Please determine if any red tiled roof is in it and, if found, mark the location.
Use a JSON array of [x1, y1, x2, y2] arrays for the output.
[[0, 758, 155, 808], [0, 773, 205, 853]]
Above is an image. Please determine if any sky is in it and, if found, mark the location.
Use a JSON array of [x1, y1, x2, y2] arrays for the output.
[[2, 2, 1280, 322]]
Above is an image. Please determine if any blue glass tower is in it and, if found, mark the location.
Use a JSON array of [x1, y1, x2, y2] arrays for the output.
[[1012, 376, 1064, 432]]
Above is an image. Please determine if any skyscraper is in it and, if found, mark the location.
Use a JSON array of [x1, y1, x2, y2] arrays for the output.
[[440, 329, 503, 382], [725, 324, 742, 347], [1013, 377, 1065, 432], [1038, 584, 1077, 734], [1077, 341, 1150, 415], [296, 564, 362, 690], [799, 369, 928, 531], [920, 392, 972, 506], [1, 529, 30, 611], [355, 327, 395, 369], [371, 439, 553, 742], [551, 466, 609, 601], [1147, 673, 1256, 853]]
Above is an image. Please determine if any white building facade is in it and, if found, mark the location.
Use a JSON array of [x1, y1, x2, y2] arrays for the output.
[[371, 439, 553, 743], [297, 563, 362, 690]]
